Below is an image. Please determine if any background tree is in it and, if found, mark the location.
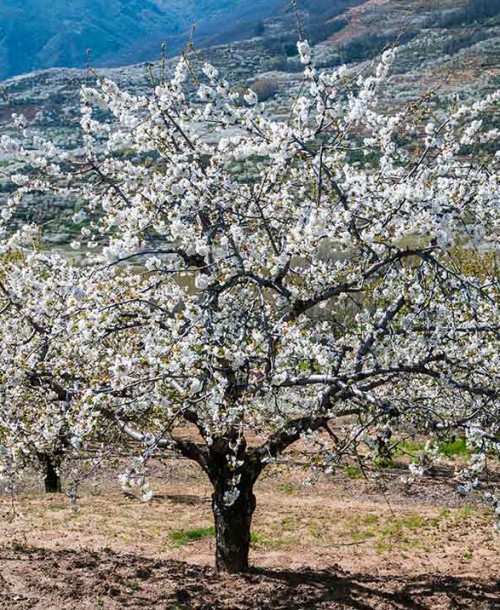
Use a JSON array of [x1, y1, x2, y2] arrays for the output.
[[1, 43, 499, 573], [0, 227, 124, 494]]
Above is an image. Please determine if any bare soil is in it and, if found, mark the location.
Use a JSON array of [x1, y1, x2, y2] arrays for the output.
[[1, 458, 499, 609]]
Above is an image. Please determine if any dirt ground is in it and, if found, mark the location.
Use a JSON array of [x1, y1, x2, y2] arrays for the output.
[[0, 458, 499, 609]]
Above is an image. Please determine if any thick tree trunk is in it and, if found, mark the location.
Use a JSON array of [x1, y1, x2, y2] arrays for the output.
[[212, 481, 256, 573], [39, 454, 62, 493]]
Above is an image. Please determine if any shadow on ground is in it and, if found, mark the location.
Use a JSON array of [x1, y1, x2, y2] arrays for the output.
[[0, 547, 498, 609]]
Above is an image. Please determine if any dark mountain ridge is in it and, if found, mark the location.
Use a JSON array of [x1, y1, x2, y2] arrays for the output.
[[0, 0, 285, 79]]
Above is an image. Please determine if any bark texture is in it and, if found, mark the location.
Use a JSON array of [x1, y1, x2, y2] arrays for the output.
[[212, 481, 256, 573], [207, 435, 261, 573]]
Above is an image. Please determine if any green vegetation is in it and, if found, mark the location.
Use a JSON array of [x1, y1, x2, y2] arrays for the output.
[[362, 514, 380, 526], [374, 457, 407, 470], [350, 529, 375, 543], [463, 548, 474, 560], [277, 481, 297, 494], [396, 439, 425, 456], [169, 526, 216, 547], [379, 515, 426, 540], [438, 437, 469, 458], [344, 464, 363, 479], [395, 435, 472, 461], [49, 502, 69, 511], [249, 532, 274, 548], [457, 506, 476, 519], [342, 511, 439, 552], [169, 526, 266, 547], [10, 539, 29, 552]]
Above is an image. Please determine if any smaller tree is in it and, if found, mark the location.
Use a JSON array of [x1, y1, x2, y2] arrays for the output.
[[0, 228, 102, 493]]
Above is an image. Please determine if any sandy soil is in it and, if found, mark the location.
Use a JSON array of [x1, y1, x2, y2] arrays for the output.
[[0, 459, 499, 609]]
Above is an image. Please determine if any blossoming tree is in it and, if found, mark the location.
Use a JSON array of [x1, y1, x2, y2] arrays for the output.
[[0, 227, 102, 493], [1, 42, 499, 572]]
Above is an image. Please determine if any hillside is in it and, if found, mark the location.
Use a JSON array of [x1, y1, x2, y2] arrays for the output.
[[0, 0, 284, 80], [0, 0, 499, 243]]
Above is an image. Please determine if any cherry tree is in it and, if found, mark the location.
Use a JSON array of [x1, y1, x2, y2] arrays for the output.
[[1, 43, 499, 572], [0, 226, 101, 493]]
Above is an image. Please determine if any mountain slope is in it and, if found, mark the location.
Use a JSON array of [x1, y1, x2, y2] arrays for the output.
[[0, 0, 283, 79]]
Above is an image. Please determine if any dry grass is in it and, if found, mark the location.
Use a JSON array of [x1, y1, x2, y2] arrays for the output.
[[1, 459, 498, 581]]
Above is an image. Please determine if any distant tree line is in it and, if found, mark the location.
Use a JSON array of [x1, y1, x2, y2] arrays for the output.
[[338, 30, 418, 65], [434, 0, 500, 28], [262, 19, 347, 59], [259, 0, 363, 71], [462, 0, 500, 22], [442, 30, 489, 57]]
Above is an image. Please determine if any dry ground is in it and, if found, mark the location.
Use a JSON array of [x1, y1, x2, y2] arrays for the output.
[[0, 457, 499, 609]]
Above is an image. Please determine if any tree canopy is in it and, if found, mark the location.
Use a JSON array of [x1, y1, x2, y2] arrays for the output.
[[0, 42, 499, 571]]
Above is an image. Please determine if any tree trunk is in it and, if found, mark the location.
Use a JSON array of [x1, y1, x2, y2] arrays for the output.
[[211, 478, 256, 573], [40, 454, 62, 493]]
